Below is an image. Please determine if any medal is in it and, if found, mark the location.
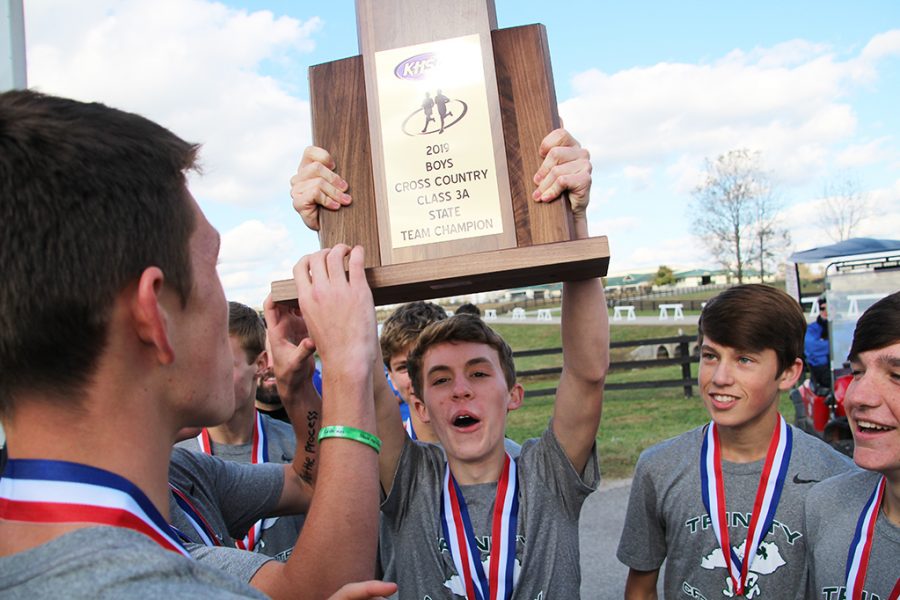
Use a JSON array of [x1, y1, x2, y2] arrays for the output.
[[700, 414, 792, 596], [169, 483, 222, 547], [196, 410, 269, 551], [844, 476, 900, 600], [441, 453, 518, 600], [0, 458, 190, 557]]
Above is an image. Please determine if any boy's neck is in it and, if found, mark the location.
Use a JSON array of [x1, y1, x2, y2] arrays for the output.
[[2, 391, 175, 527], [446, 448, 507, 485], [883, 471, 900, 527], [715, 407, 781, 463], [208, 398, 256, 446]]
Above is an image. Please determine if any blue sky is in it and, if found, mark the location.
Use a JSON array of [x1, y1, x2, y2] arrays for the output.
[[21, 1, 900, 306]]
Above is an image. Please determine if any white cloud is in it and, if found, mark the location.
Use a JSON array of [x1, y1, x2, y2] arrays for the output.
[[622, 165, 653, 191], [219, 219, 301, 307], [26, 0, 319, 208], [779, 177, 900, 252], [667, 155, 706, 194], [860, 29, 900, 63], [624, 235, 711, 273], [559, 31, 898, 187], [835, 137, 894, 168], [594, 215, 640, 235]]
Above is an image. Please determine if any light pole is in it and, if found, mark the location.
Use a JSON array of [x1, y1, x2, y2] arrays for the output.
[[2, 0, 26, 91]]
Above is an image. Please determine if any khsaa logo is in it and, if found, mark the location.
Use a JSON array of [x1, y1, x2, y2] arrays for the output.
[[395, 53, 437, 80]]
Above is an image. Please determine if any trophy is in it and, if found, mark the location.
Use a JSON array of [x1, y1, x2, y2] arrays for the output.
[[272, 0, 609, 306]]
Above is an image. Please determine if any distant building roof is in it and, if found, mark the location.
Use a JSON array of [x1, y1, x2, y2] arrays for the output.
[[604, 272, 654, 287], [674, 268, 720, 278]]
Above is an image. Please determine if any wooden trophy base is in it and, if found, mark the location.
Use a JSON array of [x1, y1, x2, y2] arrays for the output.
[[272, 236, 609, 306]]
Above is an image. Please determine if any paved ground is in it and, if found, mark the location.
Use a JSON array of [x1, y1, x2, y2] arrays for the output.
[[579, 478, 664, 599]]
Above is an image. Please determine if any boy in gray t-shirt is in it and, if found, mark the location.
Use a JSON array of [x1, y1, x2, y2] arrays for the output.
[[804, 293, 900, 599], [0, 92, 391, 600], [371, 129, 605, 599], [617, 285, 853, 598]]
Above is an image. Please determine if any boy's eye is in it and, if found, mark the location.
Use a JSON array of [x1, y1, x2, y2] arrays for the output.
[[701, 352, 717, 361], [471, 370, 489, 378], [738, 356, 754, 365], [430, 376, 449, 386]]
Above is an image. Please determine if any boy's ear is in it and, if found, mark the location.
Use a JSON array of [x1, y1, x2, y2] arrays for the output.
[[506, 383, 525, 412], [254, 350, 268, 378], [777, 358, 804, 390], [132, 266, 175, 365], [412, 393, 431, 423]]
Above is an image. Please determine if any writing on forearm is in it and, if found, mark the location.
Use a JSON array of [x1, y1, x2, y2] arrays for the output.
[[299, 409, 319, 483]]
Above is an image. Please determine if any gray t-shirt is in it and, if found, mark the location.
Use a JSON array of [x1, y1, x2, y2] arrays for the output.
[[0, 526, 267, 599], [378, 436, 522, 580], [381, 425, 599, 599], [805, 469, 900, 599], [617, 424, 854, 599], [176, 415, 305, 560], [168, 447, 283, 550], [184, 542, 271, 585]]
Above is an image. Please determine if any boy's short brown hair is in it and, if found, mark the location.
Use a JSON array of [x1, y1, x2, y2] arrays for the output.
[[698, 284, 806, 376], [0, 90, 198, 413], [407, 314, 516, 400], [380, 301, 448, 368], [228, 301, 265, 364], [849, 292, 900, 359]]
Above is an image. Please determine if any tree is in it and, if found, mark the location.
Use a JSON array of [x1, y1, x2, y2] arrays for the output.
[[817, 176, 870, 242], [654, 265, 676, 286], [748, 189, 791, 282], [689, 149, 789, 283]]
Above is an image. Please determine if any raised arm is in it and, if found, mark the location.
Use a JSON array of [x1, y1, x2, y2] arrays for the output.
[[251, 246, 381, 600], [536, 129, 609, 474], [291, 145, 410, 495], [373, 351, 409, 495], [262, 295, 321, 513]]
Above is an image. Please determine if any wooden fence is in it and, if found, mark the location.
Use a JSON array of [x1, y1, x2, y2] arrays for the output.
[[514, 334, 699, 398]]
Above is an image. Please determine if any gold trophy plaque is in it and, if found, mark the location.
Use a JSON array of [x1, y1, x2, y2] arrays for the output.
[[272, 0, 609, 306]]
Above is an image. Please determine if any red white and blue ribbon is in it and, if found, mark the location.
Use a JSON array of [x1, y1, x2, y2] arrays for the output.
[[403, 417, 417, 441], [700, 414, 792, 596], [196, 427, 213, 454], [440, 453, 519, 600], [399, 401, 416, 440], [0, 458, 191, 558], [169, 483, 222, 547], [196, 410, 269, 551], [844, 476, 900, 600]]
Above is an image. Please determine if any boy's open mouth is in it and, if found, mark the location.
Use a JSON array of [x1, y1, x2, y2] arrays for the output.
[[452, 413, 481, 429]]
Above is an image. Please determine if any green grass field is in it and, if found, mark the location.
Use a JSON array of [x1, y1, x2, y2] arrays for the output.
[[496, 322, 797, 480]]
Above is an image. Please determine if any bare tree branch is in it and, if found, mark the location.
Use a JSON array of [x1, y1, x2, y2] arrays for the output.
[[816, 176, 870, 242]]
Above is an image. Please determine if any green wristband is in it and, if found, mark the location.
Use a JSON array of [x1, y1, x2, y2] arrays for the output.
[[318, 425, 382, 454]]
